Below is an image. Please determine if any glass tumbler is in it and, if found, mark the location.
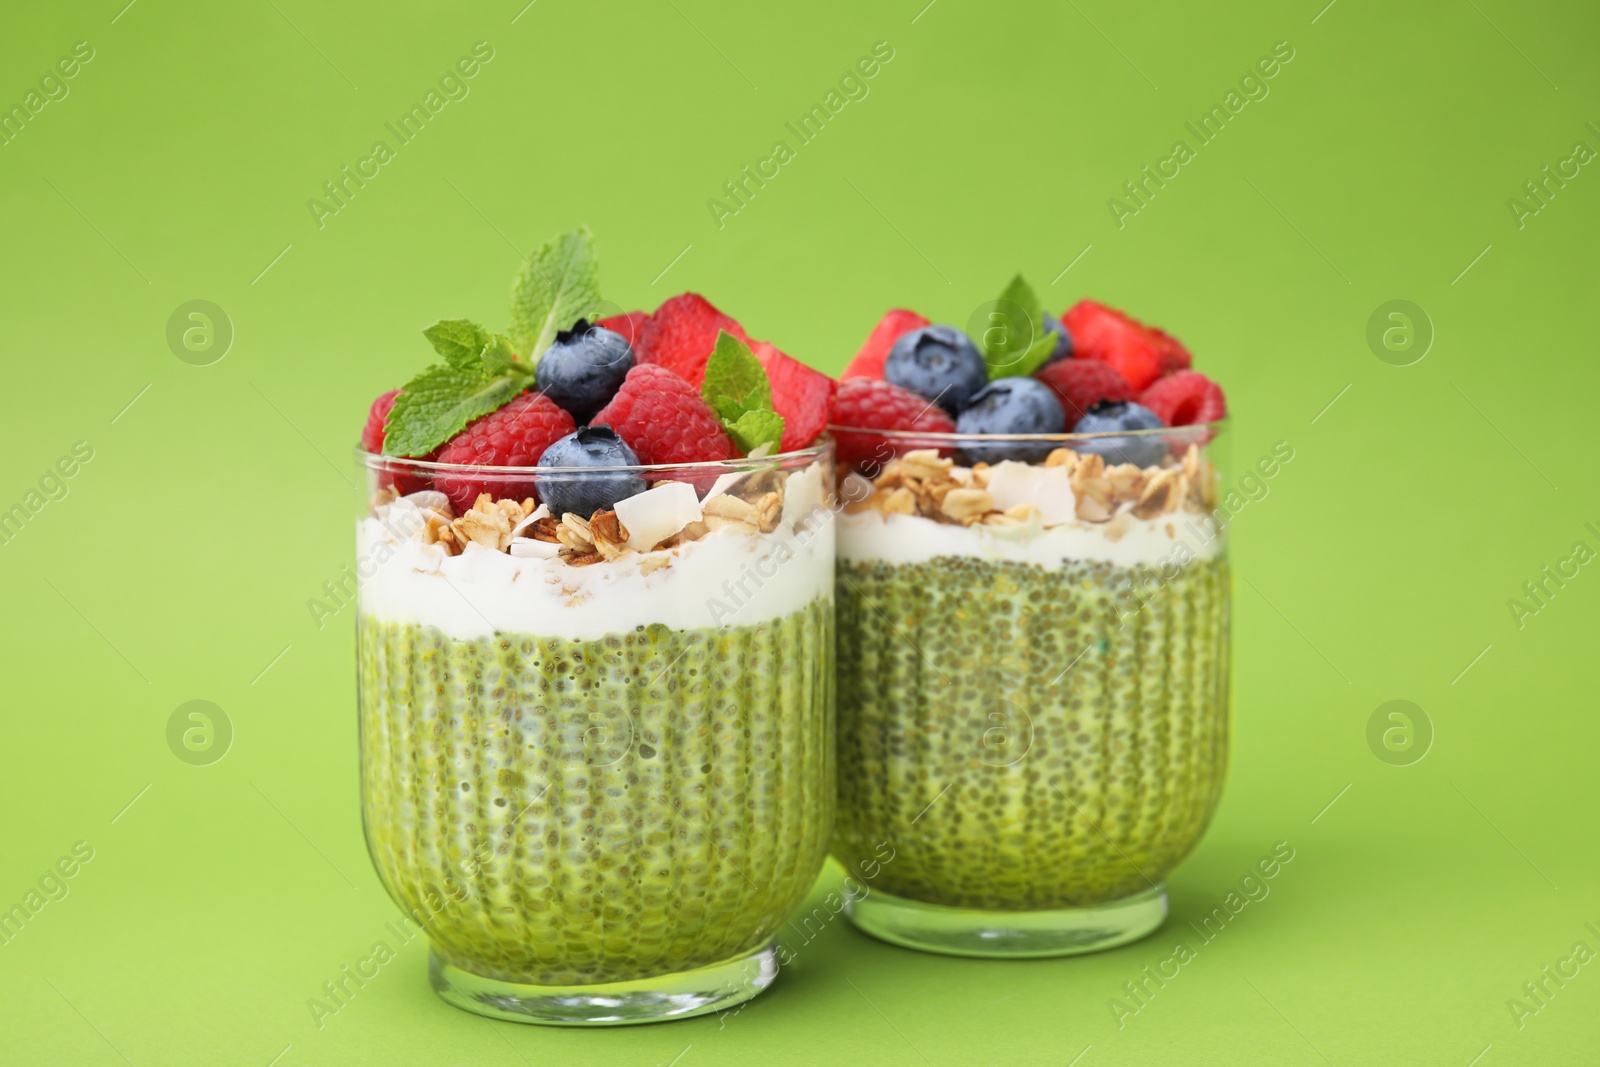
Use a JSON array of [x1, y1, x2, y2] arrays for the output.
[[353, 443, 835, 1023], [829, 422, 1230, 957]]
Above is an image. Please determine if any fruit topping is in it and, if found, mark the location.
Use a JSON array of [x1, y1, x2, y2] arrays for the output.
[[1041, 311, 1075, 364], [829, 377, 957, 467], [598, 310, 647, 349], [1139, 370, 1226, 426], [751, 340, 835, 453], [1070, 400, 1168, 468], [884, 324, 989, 414], [361, 389, 401, 454], [592, 363, 739, 465], [841, 309, 930, 380], [1034, 358, 1135, 427], [432, 391, 577, 512], [631, 293, 751, 387], [535, 427, 646, 517], [1062, 300, 1170, 391], [534, 318, 635, 423], [954, 377, 1066, 464]]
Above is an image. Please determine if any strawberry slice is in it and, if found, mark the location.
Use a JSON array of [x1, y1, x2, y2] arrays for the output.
[[751, 340, 835, 453], [1148, 325, 1192, 374], [841, 309, 930, 380], [633, 293, 752, 387], [598, 310, 648, 351], [1063, 300, 1179, 391]]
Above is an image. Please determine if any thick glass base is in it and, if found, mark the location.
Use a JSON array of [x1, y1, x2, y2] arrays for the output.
[[845, 884, 1167, 958], [428, 940, 779, 1026]]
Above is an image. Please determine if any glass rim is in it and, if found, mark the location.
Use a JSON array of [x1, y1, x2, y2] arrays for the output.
[[826, 418, 1226, 444], [355, 437, 832, 477]]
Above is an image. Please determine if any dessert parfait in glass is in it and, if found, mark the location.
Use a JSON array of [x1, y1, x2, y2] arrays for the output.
[[353, 231, 839, 1024], [828, 285, 1231, 957]]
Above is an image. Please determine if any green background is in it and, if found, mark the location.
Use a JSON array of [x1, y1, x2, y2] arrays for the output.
[[3, 0, 1597, 1063]]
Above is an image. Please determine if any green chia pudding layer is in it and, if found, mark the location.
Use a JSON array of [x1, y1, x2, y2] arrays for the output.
[[358, 598, 834, 987], [834, 550, 1229, 911]]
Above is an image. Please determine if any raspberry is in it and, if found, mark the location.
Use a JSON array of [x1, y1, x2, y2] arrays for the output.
[[751, 341, 835, 453], [361, 389, 437, 495], [432, 391, 577, 511], [1139, 370, 1226, 427], [1063, 300, 1175, 391], [829, 378, 957, 468], [361, 389, 400, 453], [591, 364, 738, 466], [841, 309, 930, 380], [1034, 359, 1134, 427], [632, 293, 752, 387]]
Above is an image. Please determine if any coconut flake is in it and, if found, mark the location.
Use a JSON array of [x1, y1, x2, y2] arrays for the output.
[[987, 461, 1076, 526], [509, 537, 561, 559], [614, 481, 702, 551], [510, 503, 551, 539], [701, 470, 744, 502], [403, 490, 451, 515], [782, 461, 826, 530]]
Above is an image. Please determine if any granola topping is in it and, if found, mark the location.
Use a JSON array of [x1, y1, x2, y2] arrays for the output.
[[837, 446, 1225, 570], [368, 461, 825, 573], [853, 447, 1217, 527]]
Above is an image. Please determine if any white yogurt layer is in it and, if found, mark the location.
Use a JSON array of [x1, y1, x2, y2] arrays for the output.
[[838, 508, 1224, 569], [357, 463, 833, 642]]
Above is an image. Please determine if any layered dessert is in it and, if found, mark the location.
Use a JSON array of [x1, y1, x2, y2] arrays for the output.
[[828, 283, 1231, 954], [353, 229, 839, 1023]]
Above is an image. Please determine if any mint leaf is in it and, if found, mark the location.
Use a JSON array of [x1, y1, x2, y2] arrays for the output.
[[724, 409, 785, 455], [703, 331, 772, 413], [980, 273, 1051, 379], [508, 227, 602, 360], [424, 319, 497, 371], [701, 330, 784, 455], [382, 320, 535, 457], [478, 332, 519, 375], [1010, 330, 1059, 378]]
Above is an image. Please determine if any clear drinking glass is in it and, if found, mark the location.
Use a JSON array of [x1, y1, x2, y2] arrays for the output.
[[828, 421, 1230, 957], [353, 443, 835, 1023]]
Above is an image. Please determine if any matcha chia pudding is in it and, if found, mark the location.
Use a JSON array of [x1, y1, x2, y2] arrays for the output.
[[826, 287, 1231, 957], [352, 229, 840, 1023]]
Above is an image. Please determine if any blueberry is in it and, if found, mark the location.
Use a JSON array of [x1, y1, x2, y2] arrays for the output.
[[884, 325, 989, 414], [1071, 400, 1168, 468], [1041, 312, 1075, 364], [954, 377, 1065, 463], [535, 318, 635, 423], [535, 427, 645, 517]]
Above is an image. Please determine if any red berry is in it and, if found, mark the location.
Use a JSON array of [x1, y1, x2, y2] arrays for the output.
[[1139, 370, 1227, 427], [592, 364, 739, 466], [1148, 326, 1192, 374], [362, 389, 438, 495], [1063, 300, 1179, 391], [598, 310, 647, 351], [751, 341, 834, 453], [841, 309, 930, 380], [1034, 359, 1134, 428], [432, 392, 577, 512], [829, 378, 957, 468], [361, 389, 401, 454], [633, 293, 752, 387]]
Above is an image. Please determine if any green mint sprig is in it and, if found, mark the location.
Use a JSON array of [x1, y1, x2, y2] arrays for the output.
[[382, 319, 532, 457], [508, 226, 602, 362], [381, 227, 603, 457], [702, 331, 785, 455], [979, 273, 1057, 380]]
